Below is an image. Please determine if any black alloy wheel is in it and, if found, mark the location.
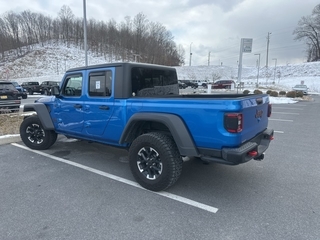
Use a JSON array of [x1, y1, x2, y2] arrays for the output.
[[20, 116, 57, 150], [129, 132, 183, 191]]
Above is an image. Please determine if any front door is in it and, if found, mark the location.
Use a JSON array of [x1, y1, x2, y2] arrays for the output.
[[53, 73, 84, 135]]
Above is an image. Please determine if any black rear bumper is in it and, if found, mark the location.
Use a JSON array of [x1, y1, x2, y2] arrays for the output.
[[199, 128, 274, 165]]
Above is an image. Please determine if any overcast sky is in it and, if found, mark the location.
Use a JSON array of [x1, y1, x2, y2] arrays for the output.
[[1, 0, 319, 67]]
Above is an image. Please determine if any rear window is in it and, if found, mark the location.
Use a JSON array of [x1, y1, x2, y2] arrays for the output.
[[131, 67, 178, 96], [24, 82, 39, 85], [0, 82, 16, 90]]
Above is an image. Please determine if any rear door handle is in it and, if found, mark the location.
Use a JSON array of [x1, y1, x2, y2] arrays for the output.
[[99, 105, 110, 110], [74, 104, 82, 109]]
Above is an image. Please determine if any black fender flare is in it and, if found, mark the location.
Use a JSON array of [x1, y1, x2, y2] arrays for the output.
[[119, 113, 198, 156], [23, 103, 55, 130]]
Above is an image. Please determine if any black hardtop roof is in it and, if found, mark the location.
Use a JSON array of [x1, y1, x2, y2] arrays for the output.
[[66, 62, 176, 73], [22, 81, 39, 84]]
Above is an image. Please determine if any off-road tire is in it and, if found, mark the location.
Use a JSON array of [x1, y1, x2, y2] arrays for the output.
[[20, 116, 57, 150], [129, 132, 183, 191]]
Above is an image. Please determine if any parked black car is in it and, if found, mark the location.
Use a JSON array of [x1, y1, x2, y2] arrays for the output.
[[21, 81, 41, 95], [39, 81, 60, 95], [183, 80, 198, 89], [12, 81, 28, 99], [0, 80, 21, 113], [178, 81, 187, 89]]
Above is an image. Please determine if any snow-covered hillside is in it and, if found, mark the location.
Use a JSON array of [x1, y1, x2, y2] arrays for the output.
[[1, 44, 320, 93]]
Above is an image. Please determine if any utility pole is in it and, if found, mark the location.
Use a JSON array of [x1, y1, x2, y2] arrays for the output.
[[254, 53, 261, 87], [208, 51, 211, 66], [266, 32, 271, 68], [189, 42, 193, 66], [272, 58, 277, 80]]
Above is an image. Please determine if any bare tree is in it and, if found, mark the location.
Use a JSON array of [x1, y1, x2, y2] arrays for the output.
[[3, 12, 22, 55], [20, 10, 39, 46], [133, 13, 149, 61], [0, 18, 11, 58], [58, 5, 75, 45], [0, 7, 185, 66], [293, 4, 320, 62]]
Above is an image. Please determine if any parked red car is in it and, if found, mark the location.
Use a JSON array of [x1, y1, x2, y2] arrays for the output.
[[212, 80, 236, 89]]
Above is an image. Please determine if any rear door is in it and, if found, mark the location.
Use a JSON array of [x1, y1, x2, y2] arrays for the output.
[[82, 68, 115, 137]]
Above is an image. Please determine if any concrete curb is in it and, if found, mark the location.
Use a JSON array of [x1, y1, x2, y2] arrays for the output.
[[0, 135, 21, 145]]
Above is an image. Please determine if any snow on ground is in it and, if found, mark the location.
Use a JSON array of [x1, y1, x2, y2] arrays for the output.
[[0, 134, 19, 139], [1, 44, 319, 93], [1, 44, 319, 103], [1, 44, 319, 140], [269, 97, 298, 104]]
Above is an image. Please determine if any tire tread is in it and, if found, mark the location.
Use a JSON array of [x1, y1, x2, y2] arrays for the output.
[[129, 132, 182, 191]]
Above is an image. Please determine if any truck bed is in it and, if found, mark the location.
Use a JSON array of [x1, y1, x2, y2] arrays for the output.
[[126, 93, 270, 150]]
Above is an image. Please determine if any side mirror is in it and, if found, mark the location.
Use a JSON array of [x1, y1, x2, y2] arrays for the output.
[[51, 85, 60, 96]]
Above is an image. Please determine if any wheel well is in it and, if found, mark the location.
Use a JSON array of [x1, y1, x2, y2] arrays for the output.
[[23, 103, 54, 130], [124, 120, 170, 143], [120, 113, 198, 156]]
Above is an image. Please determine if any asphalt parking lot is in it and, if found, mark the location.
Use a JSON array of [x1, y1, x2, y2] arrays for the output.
[[0, 96, 319, 240]]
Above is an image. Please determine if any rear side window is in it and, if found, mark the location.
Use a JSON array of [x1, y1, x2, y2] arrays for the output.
[[88, 71, 112, 97], [131, 67, 178, 96]]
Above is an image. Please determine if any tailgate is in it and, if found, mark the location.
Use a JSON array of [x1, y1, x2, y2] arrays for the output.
[[239, 94, 270, 143]]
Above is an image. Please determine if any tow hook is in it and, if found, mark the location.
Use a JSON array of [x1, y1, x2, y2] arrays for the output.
[[254, 153, 264, 161]]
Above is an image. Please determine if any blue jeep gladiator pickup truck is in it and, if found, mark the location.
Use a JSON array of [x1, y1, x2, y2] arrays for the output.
[[20, 62, 274, 191]]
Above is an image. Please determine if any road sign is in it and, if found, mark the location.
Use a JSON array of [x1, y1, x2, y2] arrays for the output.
[[242, 38, 253, 53], [237, 38, 253, 85]]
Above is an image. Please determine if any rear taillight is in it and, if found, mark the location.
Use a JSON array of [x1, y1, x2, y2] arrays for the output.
[[224, 113, 243, 133], [268, 104, 272, 117]]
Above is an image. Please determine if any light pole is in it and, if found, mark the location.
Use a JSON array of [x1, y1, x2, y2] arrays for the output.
[[189, 42, 193, 66], [83, 0, 88, 66], [272, 58, 277, 80], [208, 51, 211, 66], [254, 53, 260, 87]]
